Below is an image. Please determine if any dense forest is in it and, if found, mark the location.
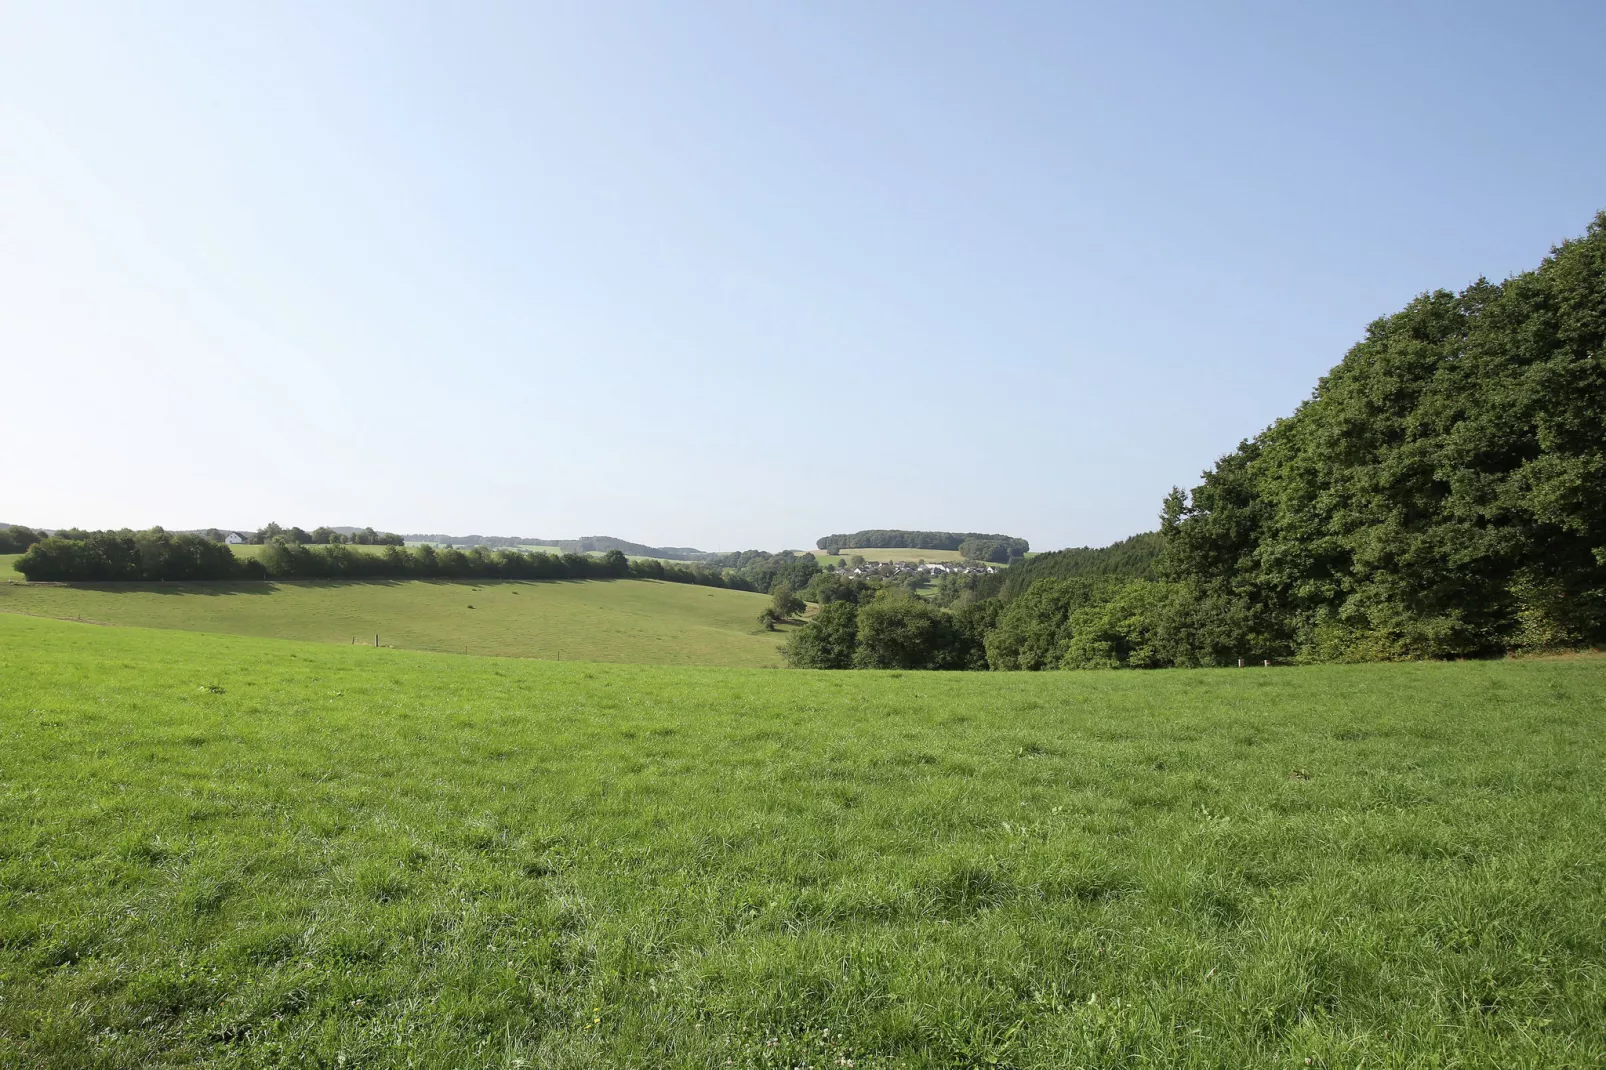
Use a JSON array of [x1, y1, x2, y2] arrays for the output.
[[1153, 212, 1606, 662], [789, 213, 1606, 669], [816, 530, 1029, 561], [997, 532, 1163, 599]]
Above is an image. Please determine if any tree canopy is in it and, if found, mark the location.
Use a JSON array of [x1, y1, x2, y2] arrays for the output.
[[998, 532, 1163, 599], [1157, 211, 1606, 661], [0, 525, 43, 554]]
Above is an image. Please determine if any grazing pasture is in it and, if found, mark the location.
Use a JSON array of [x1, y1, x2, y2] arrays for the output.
[[3, 613, 1602, 1068], [0, 553, 20, 582], [0, 577, 791, 667]]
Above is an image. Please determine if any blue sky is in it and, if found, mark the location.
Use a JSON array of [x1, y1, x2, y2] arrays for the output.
[[3, 2, 1602, 551]]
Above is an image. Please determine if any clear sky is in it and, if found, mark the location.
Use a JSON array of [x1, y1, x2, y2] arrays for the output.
[[3, 2, 1602, 551]]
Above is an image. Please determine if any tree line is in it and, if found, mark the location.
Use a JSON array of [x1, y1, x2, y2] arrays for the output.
[[0, 525, 44, 554], [244, 523, 404, 545], [815, 530, 1029, 561], [10, 527, 833, 596], [14, 530, 752, 589], [788, 213, 1606, 669], [16, 530, 251, 582], [0, 523, 407, 555]]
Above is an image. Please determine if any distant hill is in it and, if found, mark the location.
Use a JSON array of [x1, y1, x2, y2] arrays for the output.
[[561, 536, 707, 560], [998, 532, 1164, 600], [402, 532, 559, 549], [400, 533, 708, 561]]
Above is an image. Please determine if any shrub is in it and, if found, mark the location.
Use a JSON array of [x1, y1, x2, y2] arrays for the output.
[[782, 602, 859, 669]]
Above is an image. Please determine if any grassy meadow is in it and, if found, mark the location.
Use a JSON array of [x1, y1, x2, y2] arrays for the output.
[[3, 613, 1603, 1068], [0, 577, 793, 668]]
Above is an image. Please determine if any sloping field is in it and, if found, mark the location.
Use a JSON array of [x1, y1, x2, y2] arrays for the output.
[[3, 613, 1603, 1068], [0, 577, 791, 667], [0, 553, 20, 581]]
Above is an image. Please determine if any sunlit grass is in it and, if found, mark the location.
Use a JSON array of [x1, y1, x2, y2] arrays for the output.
[[3, 614, 1603, 1068], [0, 576, 792, 667]]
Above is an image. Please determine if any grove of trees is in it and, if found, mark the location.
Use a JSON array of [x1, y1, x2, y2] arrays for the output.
[[703, 549, 821, 594], [247, 523, 404, 545], [783, 591, 997, 670], [14, 533, 752, 590], [815, 530, 1029, 558], [0, 525, 44, 554], [14, 530, 254, 582]]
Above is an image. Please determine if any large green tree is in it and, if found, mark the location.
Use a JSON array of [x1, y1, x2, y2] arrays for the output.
[[782, 602, 860, 668], [1162, 212, 1606, 660], [769, 581, 804, 621]]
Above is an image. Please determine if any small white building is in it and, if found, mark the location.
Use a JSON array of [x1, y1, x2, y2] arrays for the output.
[[224, 532, 244, 545]]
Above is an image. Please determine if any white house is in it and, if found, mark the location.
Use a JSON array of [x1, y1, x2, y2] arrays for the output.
[[224, 532, 244, 545]]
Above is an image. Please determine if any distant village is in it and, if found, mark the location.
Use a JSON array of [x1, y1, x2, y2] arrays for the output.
[[832, 559, 1002, 581]]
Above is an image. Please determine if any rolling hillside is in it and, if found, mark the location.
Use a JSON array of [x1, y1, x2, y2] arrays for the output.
[[0, 576, 793, 667]]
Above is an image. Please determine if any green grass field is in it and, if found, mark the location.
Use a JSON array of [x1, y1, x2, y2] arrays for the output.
[[0, 553, 20, 582], [0, 577, 793, 668], [3, 613, 1603, 1068]]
